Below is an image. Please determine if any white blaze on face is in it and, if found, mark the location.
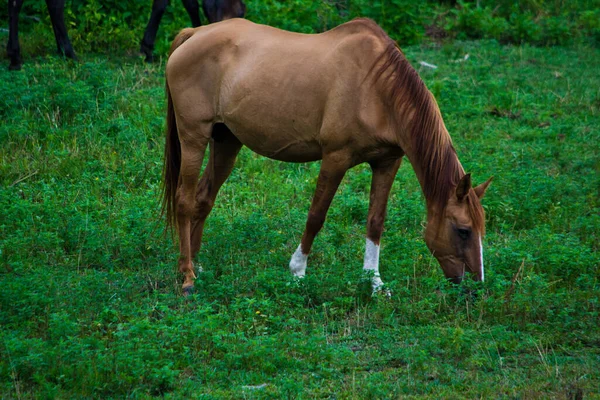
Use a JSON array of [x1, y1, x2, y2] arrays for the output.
[[479, 235, 484, 282], [364, 238, 385, 291], [289, 244, 307, 278]]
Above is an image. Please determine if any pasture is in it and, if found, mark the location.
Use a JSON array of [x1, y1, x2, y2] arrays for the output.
[[1, 37, 599, 398]]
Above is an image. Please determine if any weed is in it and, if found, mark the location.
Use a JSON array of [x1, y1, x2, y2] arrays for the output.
[[0, 32, 598, 399]]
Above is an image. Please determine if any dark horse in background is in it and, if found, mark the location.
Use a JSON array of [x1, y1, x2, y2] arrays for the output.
[[141, 0, 246, 62], [5, 0, 245, 69], [6, 0, 75, 70]]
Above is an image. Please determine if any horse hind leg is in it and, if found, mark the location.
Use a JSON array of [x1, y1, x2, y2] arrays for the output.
[[175, 121, 212, 294], [190, 124, 242, 258], [364, 158, 401, 294], [289, 152, 350, 277]]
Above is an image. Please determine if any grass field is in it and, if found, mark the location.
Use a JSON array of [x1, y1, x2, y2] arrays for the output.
[[1, 38, 599, 398]]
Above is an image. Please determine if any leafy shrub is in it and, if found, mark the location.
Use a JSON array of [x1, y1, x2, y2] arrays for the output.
[[541, 15, 572, 45], [348, 0, 432, 44], [578, 9, 600, 45], [441, 0, 597, 45], [1, 0, 598, 57], [509, 11, 542, 44], [249, 0, 344, 33], [447, 2, 510, 41]]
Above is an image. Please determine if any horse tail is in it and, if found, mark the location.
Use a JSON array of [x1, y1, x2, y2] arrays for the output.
[[162, 28, 196, 231]]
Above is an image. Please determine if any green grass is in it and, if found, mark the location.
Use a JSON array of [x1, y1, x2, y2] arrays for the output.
[[1, 40, 599, 398]]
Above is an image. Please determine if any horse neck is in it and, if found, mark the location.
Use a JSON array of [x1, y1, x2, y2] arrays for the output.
[[393, 99, 465, 215]]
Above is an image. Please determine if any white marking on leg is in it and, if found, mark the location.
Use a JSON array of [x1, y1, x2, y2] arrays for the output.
[[479, 235, 484, 282], [289, 244, 307, 278], [363, 238, 385, 293]]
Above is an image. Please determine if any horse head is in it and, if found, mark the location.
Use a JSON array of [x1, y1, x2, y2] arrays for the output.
[[424, 174, 493, 283]]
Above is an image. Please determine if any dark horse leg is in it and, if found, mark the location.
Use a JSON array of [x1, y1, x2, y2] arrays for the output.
[[182, 0, 202, 27], [141, 0, 201, 63], [45, 0, 76, 60], [141, 0, 169, 63], [202, 0, 222, 23], [7, 0, 25, 70], [203, 0, 246, 23], [7, 0, 75, 70]]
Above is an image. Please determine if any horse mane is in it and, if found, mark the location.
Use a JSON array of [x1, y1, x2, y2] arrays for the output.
[[354, 19, 485, 233]]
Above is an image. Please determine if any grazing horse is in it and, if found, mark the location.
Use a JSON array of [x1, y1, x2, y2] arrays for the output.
[[6, 0, 76, 70], [140, 0, 246, 62], [162, 18, 493, 294]]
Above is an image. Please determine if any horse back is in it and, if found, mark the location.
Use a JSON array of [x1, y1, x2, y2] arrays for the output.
[[167, 19, 395, 163]]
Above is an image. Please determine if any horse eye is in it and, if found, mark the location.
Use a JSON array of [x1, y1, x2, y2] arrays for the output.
[[457, 228, 471, 240]]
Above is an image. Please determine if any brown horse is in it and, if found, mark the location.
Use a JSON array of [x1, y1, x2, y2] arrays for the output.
[[162, 18, 493, 294]]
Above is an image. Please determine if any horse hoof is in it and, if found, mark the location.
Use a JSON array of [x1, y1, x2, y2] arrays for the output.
[[373, 287, 392, 298], [182, 285, 194, 296], [8, 63, 22, 71], [140, 46, 154, 63], [140, 42, 155, 63]]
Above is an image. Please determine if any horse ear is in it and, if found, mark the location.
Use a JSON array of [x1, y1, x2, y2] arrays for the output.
[[474, 176, 493, 199], [455, 173, 471, 202]]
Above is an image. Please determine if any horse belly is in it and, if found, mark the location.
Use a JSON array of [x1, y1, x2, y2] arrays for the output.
[[224, 120, 323, 162], [251, 139, 322, 162], [220, 85, 326, 162]]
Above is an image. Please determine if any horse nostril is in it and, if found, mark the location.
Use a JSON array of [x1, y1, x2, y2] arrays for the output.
[[448, 276, 463, 284]]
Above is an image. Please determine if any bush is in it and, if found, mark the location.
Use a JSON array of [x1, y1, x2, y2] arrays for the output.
[[0, 0, 597, 62], [443, 0, 597, 45]]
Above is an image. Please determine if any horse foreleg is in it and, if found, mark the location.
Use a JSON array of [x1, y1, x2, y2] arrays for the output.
[[45, 0, 76, 60], [364, 158, 402, 293], [289, 153, 350, 277], [141, 0, 168, 62], [181, 0, 201, 27], [7, 0, 25, 70], [190, 127, 242, 258]]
